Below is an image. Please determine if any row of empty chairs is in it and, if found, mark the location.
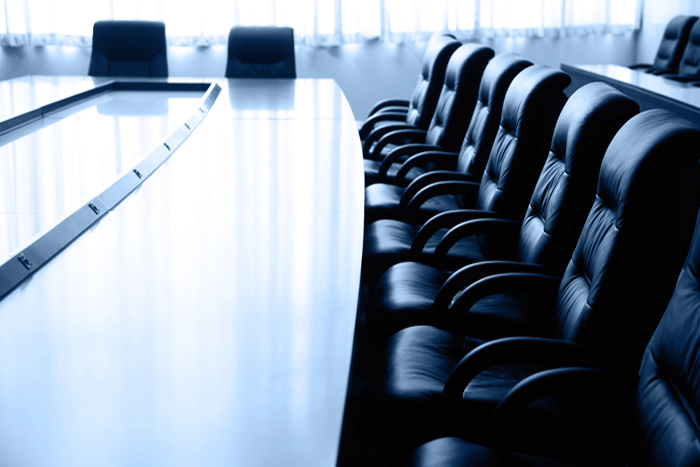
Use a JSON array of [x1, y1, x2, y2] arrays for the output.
[[629, 14, 700, 83], [355, 35, 700, 466], [88, 20, 296, 78]]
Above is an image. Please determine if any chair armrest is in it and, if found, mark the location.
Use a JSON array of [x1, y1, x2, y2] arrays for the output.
[[362, 124, 420, 158], [368, 129, 428, 161], [447, 272, 560, 323], [395, 151, 460, 185], [358, 112, 408, 140], [628, 63, 651, 70], [432, 260, 548, 318], [377, 144, 443, 177], [432, 218, 522, 268], [442, 336, 595, 401], [410, 210, 504, 258], [368, 98, 410, 117], [490, 366, 636, 433], [404, 181, 481, 223], [400, 171, 480, 213]]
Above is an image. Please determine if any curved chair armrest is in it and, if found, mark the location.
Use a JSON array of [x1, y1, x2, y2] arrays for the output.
[[395, 151, 460, 184], [442, 336, 594, 401], [362, 124, 421, 158], [490, 366, 636, 434], [410, 210, 503, 258], [432, 260, 548, 318], [628, 63, 651, 70], [368, 129, 428, 161], [404, 181, 481, 223], [433, 218, 522, 267], [368, 98, 410, 117], [400, 171, 479, 212], [359, 112, 409, 140], [378, 143, 443, 177], [447, 272, 560, 323]]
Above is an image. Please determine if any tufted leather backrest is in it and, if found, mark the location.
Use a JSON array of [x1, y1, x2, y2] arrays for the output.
[[475, 65, 570, 219], [516, 83, 639, 276], [423, 43, 494, 152], [455, 53, 532, 180], [653, 15, 698, 71], [405, 33, 461, 129], [553, 110, 700, 371], [677, 20, 700, 76], [226, 26, 296, 78], [635, 214, 700, 467], [88, 21, 168, 78]]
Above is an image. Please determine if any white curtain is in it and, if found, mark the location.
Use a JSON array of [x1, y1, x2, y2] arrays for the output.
[[0, 0, 640, 47]]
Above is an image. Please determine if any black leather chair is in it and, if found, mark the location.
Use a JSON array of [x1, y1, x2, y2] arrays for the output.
[[658, 20, 700, 82], [405, 209, 700, 467], [225, 26, 296, 78], [364, 43, 494, 186], [359, 33, 460, 141], [365, 83, 639, 345], [88, 20, 168, 78], [361, 65, 570, 286], [363, 53, 532, 225], [629, 15, 697, 74], [360, 109, 700, 462]]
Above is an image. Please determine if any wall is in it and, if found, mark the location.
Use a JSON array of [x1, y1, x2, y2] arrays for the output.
[[636, 0, 700, 65], [0, 32, 637, 120]]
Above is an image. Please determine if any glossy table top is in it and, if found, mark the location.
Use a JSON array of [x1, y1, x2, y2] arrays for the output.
[[561, 63, 700, 115], [0, 77, 364, 466]]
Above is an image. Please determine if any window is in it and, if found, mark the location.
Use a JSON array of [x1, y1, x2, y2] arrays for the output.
[[0, 0, 640, 47]]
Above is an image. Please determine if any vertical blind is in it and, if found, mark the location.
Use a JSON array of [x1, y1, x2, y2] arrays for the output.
[[0, 0, 640, 47]]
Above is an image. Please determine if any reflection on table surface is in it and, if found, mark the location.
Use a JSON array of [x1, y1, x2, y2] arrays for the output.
[[562, 63, 700, 109], [0, 90, 204, 260], [0, 78, 364, 467]]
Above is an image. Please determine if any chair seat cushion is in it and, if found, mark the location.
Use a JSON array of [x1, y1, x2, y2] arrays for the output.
[[364, 182, 462, 225], [362, 220, 488, 287], [365, 325, 552, 456], [364, 159, 426, 186], [366, 262, 534, 344], [406, 437, 578, 467]]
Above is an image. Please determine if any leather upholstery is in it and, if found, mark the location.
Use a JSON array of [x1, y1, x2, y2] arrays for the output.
[[361, 110, 700, 461], [363, 43, 494, 185], [635, 15, 698, 74], [635, 216, 700, 467], [406, 34, 462, 129], [423, 43, 495, 152], [225, 26, 296, 78], [365, 83, 639, 344], [405, 170, 700, 467], [362, 65, 570, 287], [363, 53, 533, 225], [674, 20, 700, 76], [88, 21, 168, 78]]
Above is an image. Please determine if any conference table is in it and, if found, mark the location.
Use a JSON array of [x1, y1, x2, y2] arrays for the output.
[[561, 63, 700, 126], [0, 76, 364, 466]]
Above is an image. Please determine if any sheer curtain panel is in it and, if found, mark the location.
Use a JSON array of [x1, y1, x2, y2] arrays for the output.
[[0, 0, 640, 47]]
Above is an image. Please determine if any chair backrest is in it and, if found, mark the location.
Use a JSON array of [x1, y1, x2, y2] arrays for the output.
[[455, 53, 532, 180], [677, 20, 700, 76], [652, 15, 698, 71], [552, 110, 700, 370], [405, 33, 461, 129], [634, 214, 700, 467], [423, 43, 494, 152], [225, 26, 296, 79], [516, 83, 639, 275], [474, 65, 570, 220], [88, 20, 168, 78]]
